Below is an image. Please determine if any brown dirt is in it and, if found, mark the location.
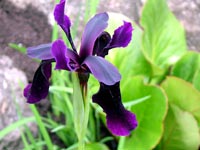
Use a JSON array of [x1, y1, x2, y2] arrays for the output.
[[0, 0, 52, 81]]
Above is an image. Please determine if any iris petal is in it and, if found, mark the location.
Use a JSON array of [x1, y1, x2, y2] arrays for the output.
[[24, 61, 52, 103], [92, 82, 138, 136], [54, 0, 71, 36], [93, 31, 111, 57], [27, 43, 53, 60], [83, 56, 121, 85], [79, 13, 108, 58], [51, 39, 80, 71], [108, 21, 133, 49]]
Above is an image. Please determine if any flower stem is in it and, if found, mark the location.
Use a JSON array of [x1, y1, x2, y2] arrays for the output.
[[72, 73, 90, 150]]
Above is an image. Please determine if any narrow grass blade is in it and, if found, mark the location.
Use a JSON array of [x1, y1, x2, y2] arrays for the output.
[[0, 117, 35, 140], [30, 105, 54, 150]]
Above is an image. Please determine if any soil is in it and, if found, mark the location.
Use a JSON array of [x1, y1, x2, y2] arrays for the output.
[[0, 0, 52, 81], [1, 0, 200, 80]]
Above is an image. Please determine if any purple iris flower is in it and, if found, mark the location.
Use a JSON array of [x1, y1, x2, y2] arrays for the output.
[[23, 0, 137, 136]]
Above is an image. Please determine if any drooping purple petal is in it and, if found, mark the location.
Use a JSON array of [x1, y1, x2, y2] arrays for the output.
[[92, 82, 138, 136], [23, 61, 52, 103], [83, 56, 121, 85], [51, 39, 80, 71], [54, 0, 71, 36], [107, 21, 133, 49], [79, 13, 109, 58], [93, 31, 111, 57], [27, 43, 53, 60]]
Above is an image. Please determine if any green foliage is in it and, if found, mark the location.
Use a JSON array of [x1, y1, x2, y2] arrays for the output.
[[30, 105, 54, 150], [6, 0, 200, 149], [161, 104, 200, 150], [85, 143, 109, 150], [120, 76, 167, 150], [161, 77, 200, 124], [172, 51, 200, 90], [141, 0, 187, 69], [107, 13, 154, 78], [9, 43, 26, 54], [106, 0, 200, 149], [0, 117, 35, 140]]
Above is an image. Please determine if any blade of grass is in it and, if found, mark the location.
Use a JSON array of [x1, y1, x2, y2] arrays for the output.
[[30, 105, 53, 150], [89, 0, 99, 16], [9, 43, 26, 54], [24, 125, 39, 150], [12, 86, 39, 150], [24, 141, 46, 150], [21, 130, 31, 150], [0, 117, 35, 140], [49, 86, 73, 94], [84, 0, 99, 22]]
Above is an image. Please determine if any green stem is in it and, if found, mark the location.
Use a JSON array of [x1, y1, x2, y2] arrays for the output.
[[72, 73, 90, 150]]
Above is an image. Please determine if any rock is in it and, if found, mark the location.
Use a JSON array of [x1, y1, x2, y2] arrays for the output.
[[0, 55, 36, 150], [168, 0, 200, 51], [7, 0, 54, 16]]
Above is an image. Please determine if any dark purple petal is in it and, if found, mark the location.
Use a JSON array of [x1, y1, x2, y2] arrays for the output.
[[79, 13, 109, 58], [107, 21, 133, 49], [23, 61, 52, 103], [27, 43, 53, 60], [83, 56, 121, 85], [54, 0, 71, 36], [51, 39, 80, 71], [92, 82, 138, 136], [93, 31, 111, 57]]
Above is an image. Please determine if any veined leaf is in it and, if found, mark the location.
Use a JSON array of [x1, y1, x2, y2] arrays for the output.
[[161, 76, 200, 124], [141, 0, 187, 69], [119, 76, 168, 150], [171, 51, 200, 91], [160, 104, 200, 150]]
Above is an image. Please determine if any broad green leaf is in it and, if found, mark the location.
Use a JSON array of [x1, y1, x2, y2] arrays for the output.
[[172, 51, 200, 81], [171, 51, 200, 90], [193, 68, 200, 91], [141, 0, 187, 69], [161, 76, 200, 124], [161, 104, 200, 150], [119, 76, 167, 150]]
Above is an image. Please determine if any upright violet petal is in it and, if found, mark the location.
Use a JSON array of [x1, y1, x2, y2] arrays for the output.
[[83, 56, 121, 85], [54, 0, 71, 36], [51, 39, 80, 71], [23, 61, 52, 103], [79, 13, 108, 58], [92, 82, 138, 136], [107, 21, 133, 49], [27, 43, 53, 60]]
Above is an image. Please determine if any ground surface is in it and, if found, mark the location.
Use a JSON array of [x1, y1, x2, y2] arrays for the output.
[[1, 0, 200, 79]]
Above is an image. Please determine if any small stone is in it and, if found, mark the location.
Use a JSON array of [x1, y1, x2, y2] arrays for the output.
[[0, 55, 37, 149]]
